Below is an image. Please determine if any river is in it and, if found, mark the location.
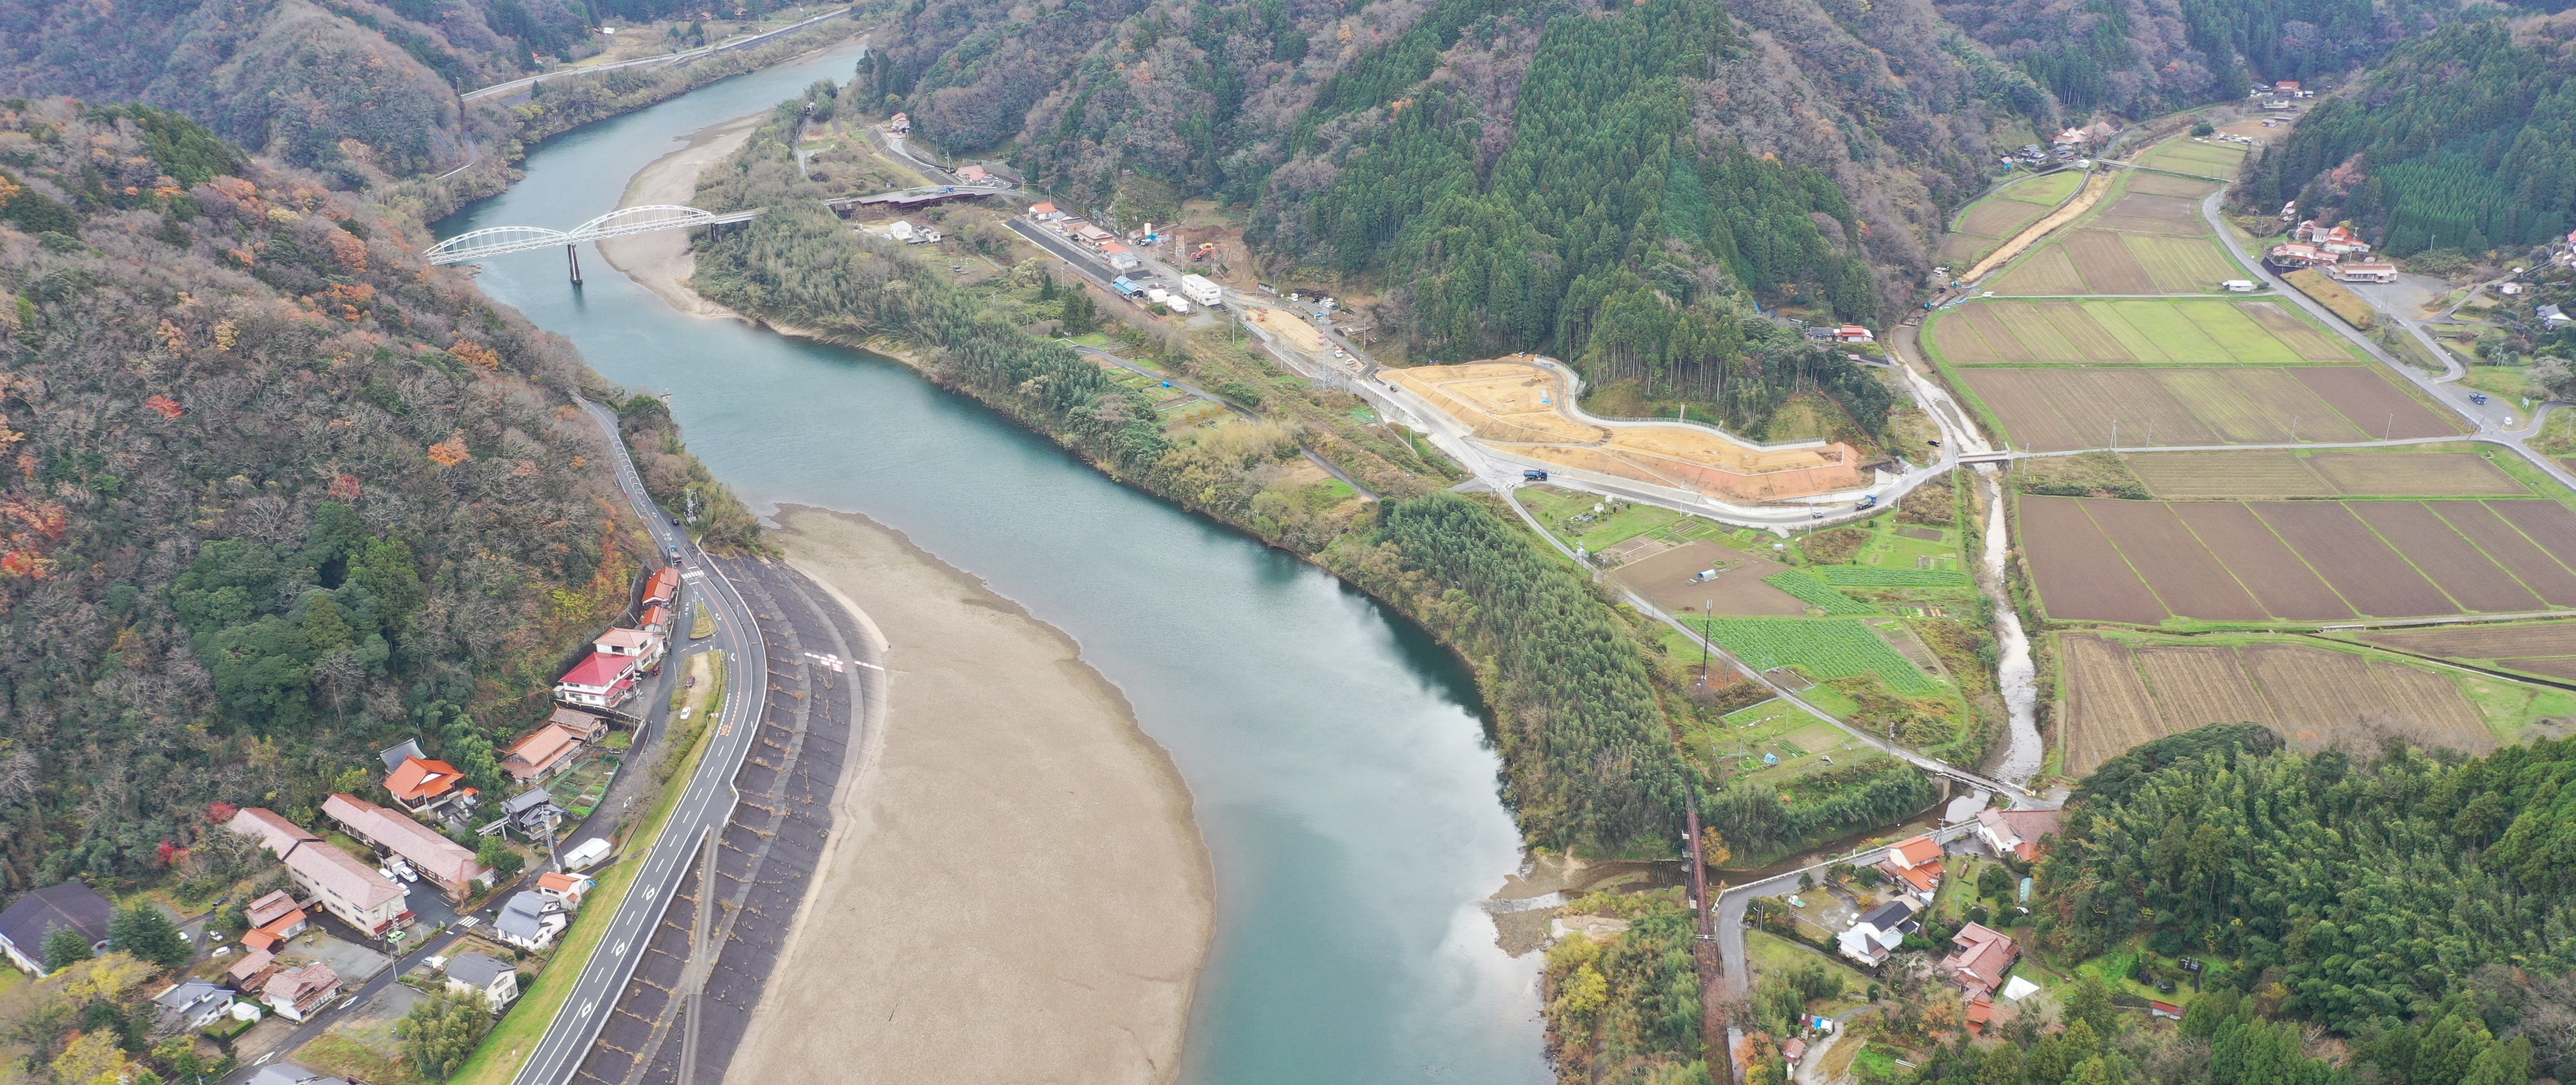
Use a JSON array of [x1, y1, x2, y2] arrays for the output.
[[435, 39, 1551, 1085]]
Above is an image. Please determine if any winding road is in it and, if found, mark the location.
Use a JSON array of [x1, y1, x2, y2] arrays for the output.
[[461, 10, 857, 102], [2197, 190, 2576, 491]]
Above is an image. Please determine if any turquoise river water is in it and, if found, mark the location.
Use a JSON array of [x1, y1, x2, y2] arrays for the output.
[[437, 38, 1552, 1084]]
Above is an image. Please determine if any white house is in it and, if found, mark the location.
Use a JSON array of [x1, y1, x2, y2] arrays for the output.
[[442, 951, 520, 1011], [264, 963, 341, 1023], [493, 891, 569, 952], [1837, 898, 1918, 966], [152, 979, 235, 1034]]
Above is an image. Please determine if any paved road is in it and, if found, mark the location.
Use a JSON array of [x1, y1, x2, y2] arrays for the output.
[[2199, 190, 2576, 491], [1711, 822, 1979, 1000], [462, 10, 856, 101], [499, 400, 775, 1085]]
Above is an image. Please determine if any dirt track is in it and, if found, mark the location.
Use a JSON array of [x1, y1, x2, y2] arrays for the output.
[[1962, 170, 2116, 283]]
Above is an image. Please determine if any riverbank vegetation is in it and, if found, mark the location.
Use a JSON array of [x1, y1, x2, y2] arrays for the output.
[[0, 99, 750, 899]]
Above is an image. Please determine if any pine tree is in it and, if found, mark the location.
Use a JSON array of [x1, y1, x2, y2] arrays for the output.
[[109, 903, 190, 969], [42, 924, 94, 972]]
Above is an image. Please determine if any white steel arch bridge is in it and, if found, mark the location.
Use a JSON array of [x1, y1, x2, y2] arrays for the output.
[[425, 205, 760, 277]]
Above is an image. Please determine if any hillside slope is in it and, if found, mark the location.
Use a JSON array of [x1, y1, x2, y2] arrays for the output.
[[0, 99, 748, 893]]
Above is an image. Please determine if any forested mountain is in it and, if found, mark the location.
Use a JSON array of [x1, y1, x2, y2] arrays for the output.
[[0, 99, 710, 895], [2239, 13, 2576, 256], [872, 0, 2042, 323], [2026, 726, 2576, 1081], [0, 0, 828, 185]]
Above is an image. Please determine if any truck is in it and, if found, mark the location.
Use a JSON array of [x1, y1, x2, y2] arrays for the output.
[[1180, 274, 1223, 308], [1522, 469, 1549, 482], [1856, 494, 1879, 509], [561, 838, 612, 872]]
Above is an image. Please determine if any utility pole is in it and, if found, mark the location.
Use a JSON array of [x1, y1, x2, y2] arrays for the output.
[[1699, 599, 1714, 684]]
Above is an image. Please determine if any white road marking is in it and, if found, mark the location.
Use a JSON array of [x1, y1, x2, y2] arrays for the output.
[[578, 1000, 595, 1018]]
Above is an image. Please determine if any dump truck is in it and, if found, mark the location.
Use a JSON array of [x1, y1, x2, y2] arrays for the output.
[[1522, 469, 1549, 482]]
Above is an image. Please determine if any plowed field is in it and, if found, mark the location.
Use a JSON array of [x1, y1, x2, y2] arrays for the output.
[[2129, 451, 2333, 498], [2253, 502, 2459, 618], [2080, 501, 2267, 621], [1992, 245, 2087, 294], [2245, 643, 2382, 746], [2293, 367, 2466, 439], [2365, 660, 2496, 753], [2169, 503, 2352, 619], [2350, 503, 2542, 613], [2018, 496, 2169, 624], [2362, 622, 2576, 660], [2064, 231, 2153, 293], [2424, 504, 2576, 605]]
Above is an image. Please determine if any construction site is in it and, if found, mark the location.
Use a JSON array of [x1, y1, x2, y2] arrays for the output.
[[1384, 359, 1870, 503]]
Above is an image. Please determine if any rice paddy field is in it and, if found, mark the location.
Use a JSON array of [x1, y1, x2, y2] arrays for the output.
[[1939, 169, 2089, 265], [2016, 494, 2576, 624], [1929, 298, 2358, 365], [2055, 632, 2512, 776], [1954, 364, 2465, 451], [2134, 137, 2250, 179]]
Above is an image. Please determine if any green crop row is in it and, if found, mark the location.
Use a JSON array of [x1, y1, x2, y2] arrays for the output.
[[1761, 572, 1879, 615], [1812, 566, 1974, 588], [1705, 617, 1942, 696]]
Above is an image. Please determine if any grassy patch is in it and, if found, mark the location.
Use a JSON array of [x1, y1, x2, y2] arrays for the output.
[[2283, 269, 2377, 329], [298, 1034, 426, 1085]]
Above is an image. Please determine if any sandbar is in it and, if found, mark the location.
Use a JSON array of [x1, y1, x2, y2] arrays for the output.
[[724, 506, 1213, 1085], [597, 113, 758, 318]]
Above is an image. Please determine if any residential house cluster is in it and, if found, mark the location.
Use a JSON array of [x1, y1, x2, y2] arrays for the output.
[[1031, 202, 1147, 271], [226, 807, 411, 938], [553, 568, 675, 713], [2268, 220, 2398, 283], [322, 794, 492, 902]]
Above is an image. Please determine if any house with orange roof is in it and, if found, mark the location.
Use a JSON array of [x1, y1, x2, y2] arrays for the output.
[[644, 567, 680, 607], [503, 724, 589, 784], [241, 890, 310, 950], [1027, 202, 1061, 220], [1939, 922, 2022, 1000], [639, 603, 675, 635], [383, 754, 475, 818], [535, 872, 594, 908], [1881, 835, 1944, 898]]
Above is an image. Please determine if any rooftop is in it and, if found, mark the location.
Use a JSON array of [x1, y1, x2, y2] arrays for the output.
[[444, 951, 512, 989], [0, 882, 114, 952], [558, 651, 633, 689], [227, 808, 322, 856], [281, 832, 406, 911], [322, 794, 486, 887], [385, 757, 465, 803]]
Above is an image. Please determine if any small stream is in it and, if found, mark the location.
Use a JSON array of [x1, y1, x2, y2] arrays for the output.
[[1895, 356, 2043, 788]]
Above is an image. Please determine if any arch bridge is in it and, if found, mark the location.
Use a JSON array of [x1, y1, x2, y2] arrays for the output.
[[426, 205, 760, 281]]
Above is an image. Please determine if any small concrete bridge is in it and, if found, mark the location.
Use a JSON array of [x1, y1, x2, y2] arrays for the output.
[[425, 205, 758, 282]]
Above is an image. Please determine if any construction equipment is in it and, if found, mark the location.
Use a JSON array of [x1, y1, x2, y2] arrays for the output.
[[1190, 242, 1217, 261]]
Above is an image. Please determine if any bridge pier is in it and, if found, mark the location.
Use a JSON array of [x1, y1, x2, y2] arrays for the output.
[[567, 243, 584, 285]]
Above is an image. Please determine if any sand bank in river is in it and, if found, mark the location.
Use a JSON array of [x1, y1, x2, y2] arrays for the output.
[[725, 507, 1213, 1085], [596, 113, 757, 318]]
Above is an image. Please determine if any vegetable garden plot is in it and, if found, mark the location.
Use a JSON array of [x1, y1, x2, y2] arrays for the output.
[[1701, 618, 1942, 695]]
